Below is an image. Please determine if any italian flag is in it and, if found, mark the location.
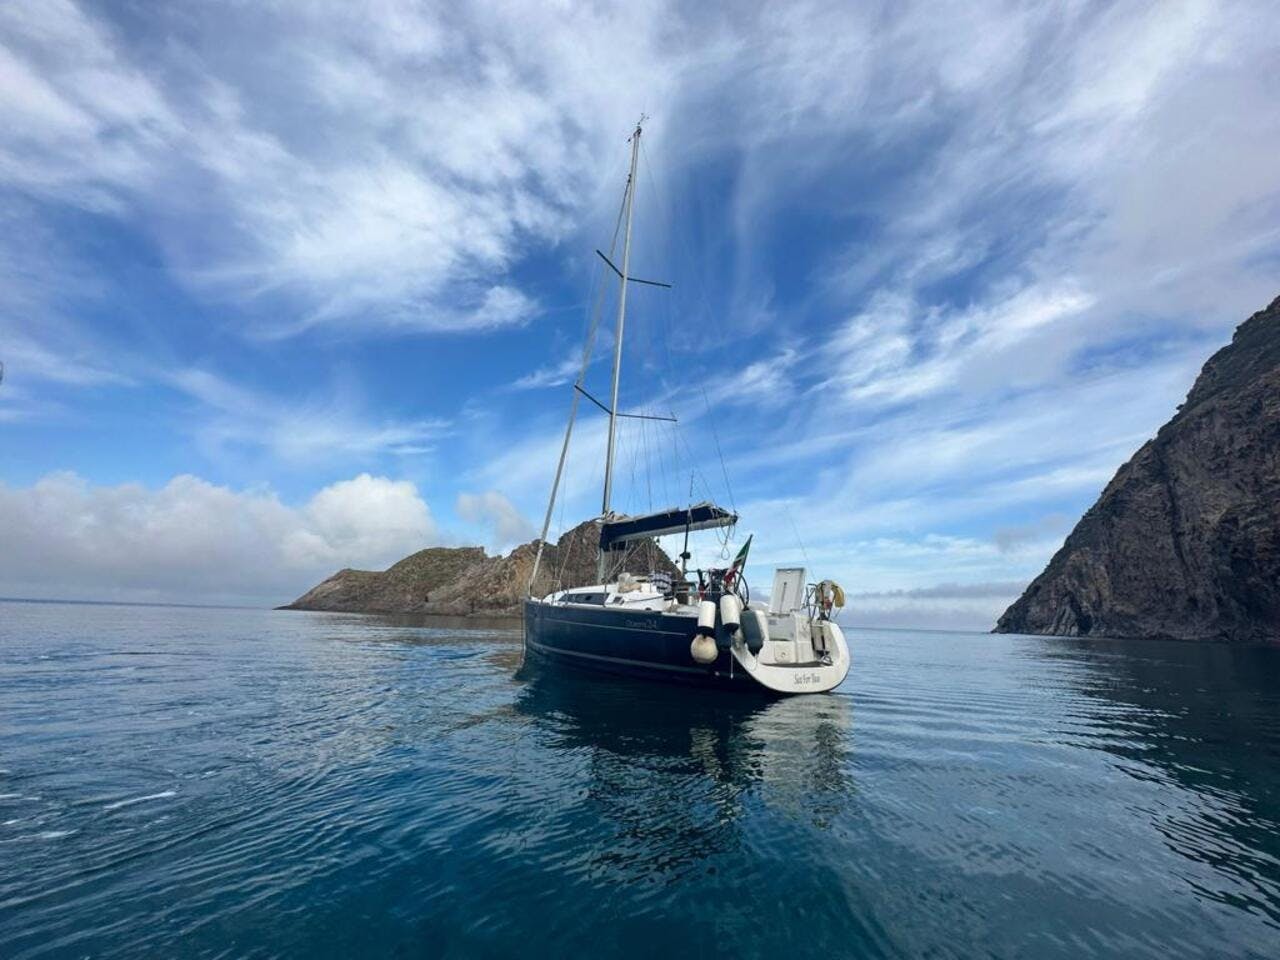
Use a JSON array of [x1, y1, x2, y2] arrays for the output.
[[725, 534, 753, 586]]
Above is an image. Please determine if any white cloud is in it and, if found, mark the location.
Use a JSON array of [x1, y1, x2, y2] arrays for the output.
[[168, 368, 449, 464], [0, 1, 176, 212], [1, 0, 1274, 347], [0, 0, 684, 335], [727, 0, 1279, 388], [511, 350, 586, 391], [456, 490, 536, 549], [1, 332, 131, 389], [0, 333, 129, 390], [708, 348, 800, 407], [0, 200, 134, 414], [823, 278, 1098, 410], [0, 471, 437, 604], [305, 474, 436, 562]]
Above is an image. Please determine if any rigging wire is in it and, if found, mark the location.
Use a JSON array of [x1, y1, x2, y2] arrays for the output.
[[639, 138, 681, 389], [638, 137, 685, 498], [670, 421, 722, 506], [530, 173, 630, 593], [627, 420, 639, 513], [785, 502, 813, 571], [637, 136, 738, 544], [656, 417, 674, 509], [553, 478, 569, 593], [700, 386, 737, 517], [640, 136, 722, 369], [641, 414, 654, 511]]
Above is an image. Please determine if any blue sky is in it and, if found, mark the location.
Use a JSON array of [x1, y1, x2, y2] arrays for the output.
[[2, 0, 1278, 627]]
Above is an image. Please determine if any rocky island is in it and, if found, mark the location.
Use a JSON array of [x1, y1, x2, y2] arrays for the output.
[[996, 294, 1280, 643], [281, 519, 680, 618]]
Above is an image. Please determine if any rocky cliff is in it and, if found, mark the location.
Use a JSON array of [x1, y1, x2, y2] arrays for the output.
[[995, 295, 1280, 643], [281, 519, 681, 617]]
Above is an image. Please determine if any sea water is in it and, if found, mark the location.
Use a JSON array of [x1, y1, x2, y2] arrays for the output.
[[1, 599, 1277, 958]]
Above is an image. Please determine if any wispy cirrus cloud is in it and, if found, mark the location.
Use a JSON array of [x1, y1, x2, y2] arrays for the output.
[[0, 0, 678, 336], [510, 350, 587, 391], [0, 334, 131, 390], [167, 368, 450, 465], [0, 199, 135, 421]]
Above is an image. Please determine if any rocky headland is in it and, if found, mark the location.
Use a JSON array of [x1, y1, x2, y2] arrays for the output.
[[281, 519, 680, 617], [996, 294, 1280, 642]]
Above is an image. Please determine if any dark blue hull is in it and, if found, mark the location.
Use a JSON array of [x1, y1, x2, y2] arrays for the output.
[[522, 599, 765, 692]]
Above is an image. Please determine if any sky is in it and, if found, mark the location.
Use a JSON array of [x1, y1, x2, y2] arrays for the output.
[[1, 0, 1278, 628]]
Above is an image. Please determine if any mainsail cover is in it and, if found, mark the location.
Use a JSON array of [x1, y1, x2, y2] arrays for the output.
[[599, 502, 737, 552]]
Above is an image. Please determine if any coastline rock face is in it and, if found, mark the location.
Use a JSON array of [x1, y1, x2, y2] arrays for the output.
[[996, 295, 1280, 643], [281, 519, 681, 617]]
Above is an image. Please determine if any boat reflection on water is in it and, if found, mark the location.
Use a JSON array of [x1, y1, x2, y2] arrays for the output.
[[513, 658, 856, 844]]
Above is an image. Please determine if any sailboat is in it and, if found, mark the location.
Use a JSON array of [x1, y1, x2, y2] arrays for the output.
[[522, 120, 851, 695]]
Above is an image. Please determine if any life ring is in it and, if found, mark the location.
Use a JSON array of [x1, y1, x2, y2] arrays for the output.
[[816, 580, 845, 615]]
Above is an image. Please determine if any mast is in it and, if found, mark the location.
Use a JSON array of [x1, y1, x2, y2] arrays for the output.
[[601, 120, 642, 518]]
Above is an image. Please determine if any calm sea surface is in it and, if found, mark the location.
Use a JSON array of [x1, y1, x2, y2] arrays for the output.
[[1, 600, 1278, 958]]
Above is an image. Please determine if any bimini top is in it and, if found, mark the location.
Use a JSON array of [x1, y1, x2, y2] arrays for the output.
[[599, 501, 737, 552]]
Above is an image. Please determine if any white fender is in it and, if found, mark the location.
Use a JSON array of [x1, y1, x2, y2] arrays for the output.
[[690, 634, 718, 664], [696, 600, 717, 636], [692, 599, 719, 664], [719, 594, 741, 634]]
